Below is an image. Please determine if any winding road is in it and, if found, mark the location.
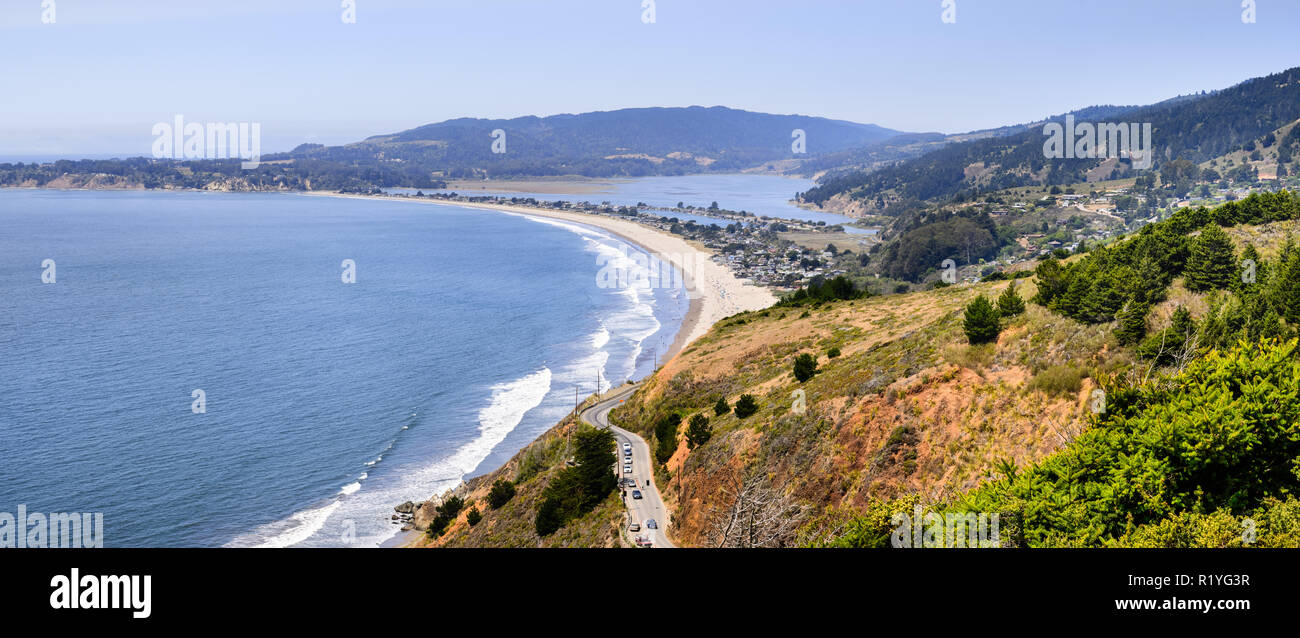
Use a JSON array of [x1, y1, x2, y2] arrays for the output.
[[581, 383, 676, 548]]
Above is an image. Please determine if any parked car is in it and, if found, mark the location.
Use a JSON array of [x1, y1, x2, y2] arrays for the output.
[[623, 465, 633, 473], [646, 519, 658, 529], [623, 449, 632, 457], [629, 523, 640, 532], [631, 490, 643, 500]]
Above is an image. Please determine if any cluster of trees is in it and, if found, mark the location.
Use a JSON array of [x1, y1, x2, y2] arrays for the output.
[[1032, 191, 1300, 353], [777, 276, 867, 307], [880, 212, 1005, 282], [962, 283, 1026, 345], [955, 340, 1300, 546], [534, 427, 618, 536], [425, 496, 467, 539]]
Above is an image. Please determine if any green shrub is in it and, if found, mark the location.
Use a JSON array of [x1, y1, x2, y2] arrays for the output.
[[488, 479, 516, 509], [1026, 365, 1086, 397], [793, 353, 818, 382], [686, 413, 712, 449], [963, 294, 1002, 345], [827, 347, 841, 358], [713, 397, 730, 416], [465, 506, 482, 527], [733, 394, 760, 419], [426, 495, 466, 538]]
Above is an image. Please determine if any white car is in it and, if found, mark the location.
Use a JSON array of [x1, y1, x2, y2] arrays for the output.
[[623, 465, 633, 473], [622, 443, 631, 451]]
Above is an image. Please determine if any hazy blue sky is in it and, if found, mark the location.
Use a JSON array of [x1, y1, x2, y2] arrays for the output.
[[1, 0, 1297, 157]]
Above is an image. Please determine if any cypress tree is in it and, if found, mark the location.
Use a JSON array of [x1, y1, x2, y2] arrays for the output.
[[996, 282, 1026, 317], [1275, 250, 1300, 325], [1115, 299, 1149, 346], [963, 295, 1002, 345], [1184, 224, 1238, 291]]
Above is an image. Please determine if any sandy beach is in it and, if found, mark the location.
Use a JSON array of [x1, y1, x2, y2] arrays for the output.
[[305, 192, 777, 360]]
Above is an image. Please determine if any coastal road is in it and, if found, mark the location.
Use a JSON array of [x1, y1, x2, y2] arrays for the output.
[[581, 383, 676, 548]]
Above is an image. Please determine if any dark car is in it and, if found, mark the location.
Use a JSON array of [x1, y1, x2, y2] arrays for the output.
[[632, 490, 643, 500]]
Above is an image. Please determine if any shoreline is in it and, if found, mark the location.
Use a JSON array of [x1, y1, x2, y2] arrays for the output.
[[302, 191, 776, 358], [301, 191, 777, 548]]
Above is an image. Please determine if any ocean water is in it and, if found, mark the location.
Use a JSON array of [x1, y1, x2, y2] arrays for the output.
[[0, 189, 687, 547], [406, 173, 873, 232]]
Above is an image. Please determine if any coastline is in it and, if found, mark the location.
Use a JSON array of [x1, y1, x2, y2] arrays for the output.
[[302, 192, 776, 359], [301, 191, 776, 547]]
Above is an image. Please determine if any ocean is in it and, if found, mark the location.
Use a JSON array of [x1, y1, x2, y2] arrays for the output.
[[0, 189, 688, 547]]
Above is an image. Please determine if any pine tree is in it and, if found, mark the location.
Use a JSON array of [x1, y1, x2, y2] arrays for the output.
[[793, 353, 818, 382], [713, 396, 730, 417], [1274, 250, 1300, 325], [996, 282, 1026, 317], [1183, 224, 1238, 291], [685, 414, 712, 449], [1115, 299, 1149, 346], [963, 295, 1002, 345]]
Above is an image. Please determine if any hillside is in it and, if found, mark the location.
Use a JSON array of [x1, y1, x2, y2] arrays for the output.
[[279, 106, 905, 179], [799, 67, 1300, 212], [417, 191, 1300, 548]]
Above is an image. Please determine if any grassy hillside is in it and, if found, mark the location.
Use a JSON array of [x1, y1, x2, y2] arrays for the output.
[[608, 278, 1121, 546], [409, 406, 627, 548], [800, 67, 1300, 210]]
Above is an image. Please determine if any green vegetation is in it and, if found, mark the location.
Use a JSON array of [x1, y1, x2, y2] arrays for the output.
[[957, 340, 1300, 546], [733, 394, 760, 419], [826, 346, 842, 358], [534, 427, 617, 536], [995, 282, 1025, 317], [1034, 191, 1300, 350], [653, 413, 682, 464], [1025, 365, 1086, 397], [487, 479, 516, 510], [426, 496, 466, 539], [686, 414, 713, 449], [963, 295, 1002, 345], [793, 353, 818, 382], [465, 506, 482, 527], [777, 276, 867, 307], [713, 397, 730, 417], [1184, 224, 1238, 291]]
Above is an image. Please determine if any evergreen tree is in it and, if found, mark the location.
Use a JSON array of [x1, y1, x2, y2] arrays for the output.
[[1183, 224, 1238, 291], [793, 353, 818, 382], [713, 396, 730, 417], [685, 414, 713, 449], [487, 479, 516, 509], [1115, 299, 1150, 346], [733, 394, 760, 419], [1274, 250, 1300, 325], [996, 282, 1026, 317], [963, 295, 1002, 345]]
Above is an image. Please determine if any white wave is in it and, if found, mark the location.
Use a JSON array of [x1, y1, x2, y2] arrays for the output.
[[591, 323, 610, 350], [340, 482, 361, 496], [227, 500, 342, 548]]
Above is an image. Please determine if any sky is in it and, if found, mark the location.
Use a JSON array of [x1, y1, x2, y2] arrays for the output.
[[1, 0, 1297, 157]]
